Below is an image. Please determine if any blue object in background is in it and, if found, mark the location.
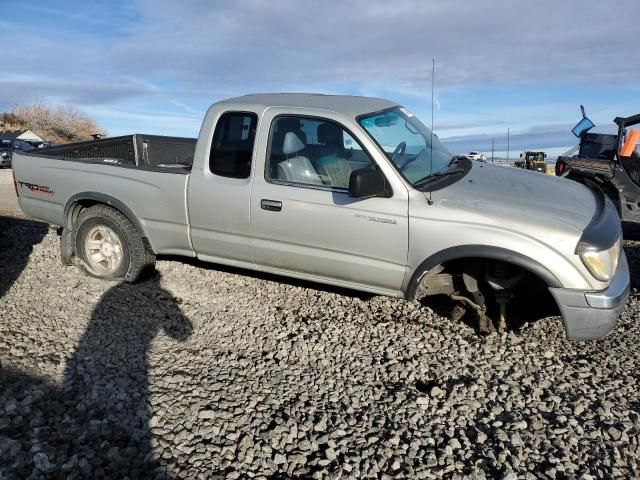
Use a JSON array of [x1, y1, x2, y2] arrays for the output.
[[572, 105, 595, 138], [572, 116, 595, 138]]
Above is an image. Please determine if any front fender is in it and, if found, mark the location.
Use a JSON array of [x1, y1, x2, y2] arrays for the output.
[[403, 215, 597, 296]]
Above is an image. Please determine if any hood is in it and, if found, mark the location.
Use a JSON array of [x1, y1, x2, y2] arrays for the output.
[[433, 163, 598, 249]]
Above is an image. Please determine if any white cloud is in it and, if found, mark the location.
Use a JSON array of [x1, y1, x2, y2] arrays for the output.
[[2, 0, 638, 146], [0, 74, 155, 106], [105, 0, 639, 92]]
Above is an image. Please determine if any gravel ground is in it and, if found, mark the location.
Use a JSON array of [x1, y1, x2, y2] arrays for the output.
[[0, 170, 13, 185], [0, 169, 20, 218], [1, 216, 639, 479]]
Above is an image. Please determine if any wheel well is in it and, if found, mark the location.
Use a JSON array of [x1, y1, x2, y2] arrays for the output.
[[65, 199, 99, 229], [405, 246, 561, 301], [63, 199, 152, 252], [410, 256, 560, 324], [410, 256, 556, 294], [428, 256, 551, 286]]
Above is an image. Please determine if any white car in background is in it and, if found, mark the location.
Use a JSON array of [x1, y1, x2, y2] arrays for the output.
[[466, 151, 487, 162]]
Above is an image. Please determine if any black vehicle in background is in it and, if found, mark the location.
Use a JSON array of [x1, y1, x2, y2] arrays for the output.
[[0, 139, 35, 168], [556, 110, 640, 224]]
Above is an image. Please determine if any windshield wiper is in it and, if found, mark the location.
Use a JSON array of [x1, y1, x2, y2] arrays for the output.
[[412, 168, 465, 189]]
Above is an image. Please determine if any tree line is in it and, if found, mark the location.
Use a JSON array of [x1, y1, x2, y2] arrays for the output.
[[1, 102, 106, 144]]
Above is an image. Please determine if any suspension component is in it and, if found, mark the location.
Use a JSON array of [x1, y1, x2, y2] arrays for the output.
[[485, 261, 524, 331], [450, 293, 493, 334]]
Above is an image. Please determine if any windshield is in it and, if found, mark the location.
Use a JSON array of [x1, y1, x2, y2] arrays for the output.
[[1, 140, 12, 148], [358, 107, 456, 187]]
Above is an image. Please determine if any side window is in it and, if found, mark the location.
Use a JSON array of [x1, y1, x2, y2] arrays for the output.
[[266, 116, 375, 189], [209, 112, 258, 179]]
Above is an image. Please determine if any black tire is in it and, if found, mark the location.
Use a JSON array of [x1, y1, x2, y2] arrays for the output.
[[60, 227, 74, 266], [73, 204, 155, 282]]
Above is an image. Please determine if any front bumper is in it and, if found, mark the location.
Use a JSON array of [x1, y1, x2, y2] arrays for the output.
[[549, 252, 630, 340]]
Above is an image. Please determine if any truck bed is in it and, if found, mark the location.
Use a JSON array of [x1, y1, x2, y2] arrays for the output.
[[38, 134, 196, 170], [12, 142, 196, 257]]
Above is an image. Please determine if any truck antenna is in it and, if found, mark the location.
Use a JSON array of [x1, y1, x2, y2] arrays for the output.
[[427, 58, 435, 206]]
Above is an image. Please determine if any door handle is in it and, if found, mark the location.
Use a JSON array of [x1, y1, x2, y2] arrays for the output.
[[261, 199, 282, 212]]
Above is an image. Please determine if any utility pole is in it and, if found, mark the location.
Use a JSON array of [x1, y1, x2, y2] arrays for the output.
[[506, 128, 510, 163], [491, 137, 494, 163]]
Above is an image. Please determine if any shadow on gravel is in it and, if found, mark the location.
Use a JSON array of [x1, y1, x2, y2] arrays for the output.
[[0, 215, 48, 299], [0, 274, 193, 479], [160, 254, 376, 300]]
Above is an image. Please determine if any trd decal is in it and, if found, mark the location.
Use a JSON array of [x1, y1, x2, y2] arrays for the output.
[[18, 181, 55, 195]]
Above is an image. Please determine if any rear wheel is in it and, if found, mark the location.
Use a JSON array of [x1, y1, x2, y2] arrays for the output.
[[73, 204, 154, 282]]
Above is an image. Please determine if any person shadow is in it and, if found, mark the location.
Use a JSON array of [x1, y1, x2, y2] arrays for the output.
[[0, 216, 48, 299], [0, 273, 192, 479]]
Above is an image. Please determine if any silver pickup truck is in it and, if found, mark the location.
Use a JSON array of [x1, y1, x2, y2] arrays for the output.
[[13, 93, 629, 340]]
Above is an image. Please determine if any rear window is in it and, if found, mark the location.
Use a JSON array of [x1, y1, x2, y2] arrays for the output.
[[209, 112, 258, 179]]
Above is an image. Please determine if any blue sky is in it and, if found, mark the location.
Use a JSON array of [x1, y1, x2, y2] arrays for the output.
[[2, 0, 639, 158]]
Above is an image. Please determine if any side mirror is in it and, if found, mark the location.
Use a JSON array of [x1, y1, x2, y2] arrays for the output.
[[349, 168, 388, 198], [519, 153, 523, 158], [544, 153, 547, 158]]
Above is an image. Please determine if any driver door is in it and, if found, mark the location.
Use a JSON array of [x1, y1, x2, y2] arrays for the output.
[[250, 111, 409, 294]]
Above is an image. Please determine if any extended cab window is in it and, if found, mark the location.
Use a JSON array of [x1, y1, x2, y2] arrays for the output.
[[266, 116, 375, 189], [210, 112, 258, 179]]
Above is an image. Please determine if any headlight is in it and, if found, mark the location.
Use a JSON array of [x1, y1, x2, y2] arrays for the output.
[[579, 237, 621, 281], [0, 152, 7, 158]]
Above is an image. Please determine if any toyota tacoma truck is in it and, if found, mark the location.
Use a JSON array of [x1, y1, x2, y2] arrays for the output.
[[12, 94, 629, 340]]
